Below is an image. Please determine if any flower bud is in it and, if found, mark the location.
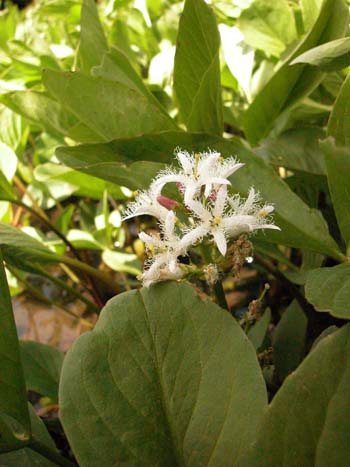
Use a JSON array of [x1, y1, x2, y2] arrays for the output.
[[156, 195, 179, 210]]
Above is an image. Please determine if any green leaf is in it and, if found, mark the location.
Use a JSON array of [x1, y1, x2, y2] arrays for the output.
[[255, 127, 326, 175], [66, 230, 103, 250], [174, 0, 223, 134], [243, 0, 349, 144], [56, 131, 343, 259], [238, 323, 350, 467], [320, 139, 350, 247], [0, 171, 16, 201], [290, 37, 350, 71], [273, 300, 307, 381], [0, 251, 31, 453], [101, 249, 141, 275], [77, 0, 108, 73], [0, 104, 26, 151], [60, 282, 267, 467], [311, 325, 338, 350], [55, 132, 223, 190], [20, 341, 64, 403], [0, 91, 103, 143], [0, 223, 59, 271], [300, 0, 323, 30], [92, 47, 171, 120], [248, 307, 271, 351], [42, 69, 176, 141], [0, 405, 56, 467], [0, 142, 17, 181], [34, 163, 126, 201], [238, 0, 297, 57], [328, 72, 350, 146], [305, 264, 350, 319]]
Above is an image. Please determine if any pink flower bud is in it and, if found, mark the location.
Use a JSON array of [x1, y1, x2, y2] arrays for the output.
[[176, 182, 184, 191], [157, 195, 179, 210], [208, 190, 217, 202]]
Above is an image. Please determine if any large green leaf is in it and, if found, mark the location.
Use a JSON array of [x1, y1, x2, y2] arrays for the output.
[[320, 139, 350, 247], [59, 282, 267, 467], [42, 69, 176, 141], [305, 264, 350, 319], [174, 0, 223, 135], [0, 250, 31, 453], [20, 341, 64, 403], [255, 127, 326, 175], [273, 300, 307, 381], [238, 323, 350, 467], [92, 47, 172, 119], [290, 37, 350, 71], [0, 91, 103, 143], [77, 0, 108, 73], [238, 0, 297, 57], [56, 131, 343, 259], [327, 72, 350, 146], [0, 405, 56, 467], [243, 0, 348, 144]]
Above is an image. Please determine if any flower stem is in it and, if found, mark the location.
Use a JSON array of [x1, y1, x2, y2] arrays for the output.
[[213, 281, 229, 311]]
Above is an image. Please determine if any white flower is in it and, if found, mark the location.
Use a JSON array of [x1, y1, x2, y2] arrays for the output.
[[123, 147, 280, 287], [122, 182, 168, 221], [190, 186, 280, 256], [153, 149, 243, 207], [139, 210, 206, 287]]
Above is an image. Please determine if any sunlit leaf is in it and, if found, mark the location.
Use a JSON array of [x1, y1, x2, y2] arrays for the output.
[[174, 0, 223, 134]]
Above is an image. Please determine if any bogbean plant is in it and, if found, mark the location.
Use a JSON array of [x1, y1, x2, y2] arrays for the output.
[[0, 0, 350, 466]]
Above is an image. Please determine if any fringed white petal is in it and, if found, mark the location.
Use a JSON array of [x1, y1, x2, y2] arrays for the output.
[[213, 229, 227, 256]]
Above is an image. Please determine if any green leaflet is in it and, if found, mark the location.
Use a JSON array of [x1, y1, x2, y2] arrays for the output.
[[243, 0, 348, 144], [238, 0, 297, 57], [0, 405, 57, 467], [238, 324, 350, 467], [273, 300, 307, 381], [0, 223, 59, 271], [76, 0, 108, 73], [174, 0, 223, 135], [20, 341, 64, 403], [305, 264, 350, 319], [291, 37, 350, 71], [328, 73, 350, 147], [0, 251, 31, 453], [59, 282, 267, 467], [248, 307, 271, 351], [0, 91, 103, 143], [255, 127, 326, 175], [42, 69, 176, 141], [320, 139, 350, 248]]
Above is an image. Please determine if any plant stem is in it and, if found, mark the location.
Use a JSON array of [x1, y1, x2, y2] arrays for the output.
[[29, 439, 77, 467], [61, 256, 118, 292], [13, 199, 105, 306], [34, 265, 100, 314], [6, 265, 93, 327], [213, 281, 229, 311], [200, 244, 230, 312]]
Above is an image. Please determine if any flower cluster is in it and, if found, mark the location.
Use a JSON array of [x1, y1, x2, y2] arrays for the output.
[[123, 149, 280, 287]]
